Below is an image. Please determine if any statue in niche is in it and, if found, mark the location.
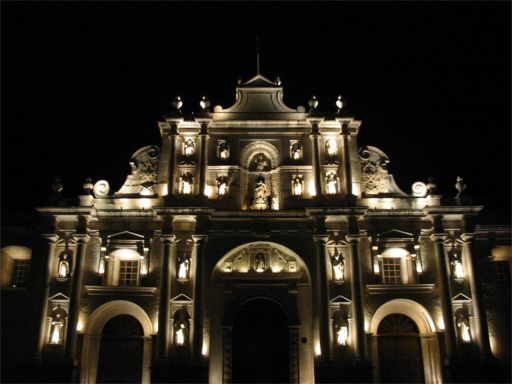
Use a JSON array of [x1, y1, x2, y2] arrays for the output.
[[218, 142, 230, 159], [332, 249, 345, 281], [180, 173, 193, 194], [58, 253, 70, 278], [325, 138, 337, 157], [456, 314, 471, 343], [291, 142, 302, 160], [177, 253, 190, 280], [217, 176, 228, 196], [254, 252, 266, 272], [50, 306, 66, 344], [251, 175, 270, 210], [292, 176, 303, 196], [183, 138, 195, 157], [174, 318, 189, 346], [335, 322, 348, 346], [451, 249, 464, 280], [326, 172, 338, 194], [252, 153, 270, 172]]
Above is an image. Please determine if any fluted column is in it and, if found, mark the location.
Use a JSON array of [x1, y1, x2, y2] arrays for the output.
[[198, 123, 208, 197], [310, 121, 323, 196], [347, 234, 366, 360], [461, 234, 492, 357], [192, 235, 207, 359], [430, 233, 458, 361], [341, 125, 352, 197], [64, 234, 90, 362], [313, 235, 331, 361], [36, 234, 59, 360], [158, 234, 176, 359]]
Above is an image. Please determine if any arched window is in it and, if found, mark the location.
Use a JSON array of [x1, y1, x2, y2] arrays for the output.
[[1, 246, 32, 288]]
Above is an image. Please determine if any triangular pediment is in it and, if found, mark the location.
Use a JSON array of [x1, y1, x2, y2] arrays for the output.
[[330, 295, 351, 304], [242, 74, 277, 87], [49, 293, 70, 301], [377, 229, 414, 239], [108, 231, 145, 241], [452, 293, 471, 302], [171, 293, 193, 303]]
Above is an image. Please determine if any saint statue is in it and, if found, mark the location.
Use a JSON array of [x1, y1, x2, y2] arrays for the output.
[[292, 176, 303, 196], [184, 138, 195, 157], [335, 324, 348, 346], [175, 321, 188, 346], [177, 254, 190, 280], [291, 143, 301, 160], [217, 177, 227, 196], [181, 173, 193, 194], [451, 253, 464, 280], [325, 138, 337, 157], [219, 142, 229, 159], [50, 311, 65, 344], [253, 153, 270, 172], [58, 259, 69, 278], [332, 249, 345, 281], [457, 315, 471, 343], [255, 252, 266, 272], [326, 172, 338, 194], [251, 175, 269, 210]]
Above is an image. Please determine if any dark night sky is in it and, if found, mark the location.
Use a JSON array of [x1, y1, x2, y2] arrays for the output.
[[2, 2, 511, 223]]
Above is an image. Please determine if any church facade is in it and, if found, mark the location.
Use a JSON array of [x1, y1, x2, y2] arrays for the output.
[[1, 72, 511, 383]]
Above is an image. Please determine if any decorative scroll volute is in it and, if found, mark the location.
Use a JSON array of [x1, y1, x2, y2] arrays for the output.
[[116, 145, 160, 195]]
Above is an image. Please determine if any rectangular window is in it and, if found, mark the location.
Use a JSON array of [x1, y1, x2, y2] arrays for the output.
[[11, 259, 31, 287], [494, 261, 511, 290], [118, 260, 139, 286], [382, 257, 402, 284]]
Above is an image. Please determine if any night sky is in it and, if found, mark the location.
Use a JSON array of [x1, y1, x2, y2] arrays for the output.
[[2, 2, 510, 224]]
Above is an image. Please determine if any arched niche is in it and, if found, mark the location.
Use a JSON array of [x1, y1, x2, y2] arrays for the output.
[[81, 300, 153, 384], [369, 299, 442, 384], [240, 141, 280, 169]]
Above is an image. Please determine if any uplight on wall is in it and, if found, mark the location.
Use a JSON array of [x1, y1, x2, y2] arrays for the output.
[[77, 319, 85, 332], [308, 180, 317, 197]]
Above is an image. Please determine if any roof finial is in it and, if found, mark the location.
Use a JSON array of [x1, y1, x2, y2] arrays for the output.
[[256, 35, 260, 75]]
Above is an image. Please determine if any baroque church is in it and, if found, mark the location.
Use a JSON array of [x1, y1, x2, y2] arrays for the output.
[[1, 70, 511, 384]]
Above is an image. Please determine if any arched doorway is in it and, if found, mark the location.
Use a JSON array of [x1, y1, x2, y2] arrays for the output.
[[96, 315, 143, 383], [231, 299, 290, 383], [377, 314, 424, 383]]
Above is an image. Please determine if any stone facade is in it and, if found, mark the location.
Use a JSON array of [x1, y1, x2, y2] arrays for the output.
[[1, 73, 511, 383]]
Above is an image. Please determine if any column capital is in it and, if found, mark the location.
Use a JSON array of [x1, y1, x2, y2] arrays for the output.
[[346, 234, 362, 243], [160, 234, 177, 245], [192, 234, 208, 246], [72, 233, 91, 244], [429, 233, 448, 242], [42, 234, 60, 244], [313, 235, 330, 244], [460, 233, 475, 243]]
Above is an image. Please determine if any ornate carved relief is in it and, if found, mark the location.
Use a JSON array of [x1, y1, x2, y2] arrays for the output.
[[116, 145, 160, 195], [359, 146, 407, 196], [222, 244, 298, 274]]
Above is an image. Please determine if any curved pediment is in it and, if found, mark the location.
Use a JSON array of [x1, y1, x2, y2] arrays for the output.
[[213, 74, 305, 120]]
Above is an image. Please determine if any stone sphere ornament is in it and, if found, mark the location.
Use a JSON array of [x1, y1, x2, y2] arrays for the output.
[[335, 95, 345, 112], [172, 96, 183, 111], [411, 181, 428, 197], [308, 95, 319, 111], [199, 96, 211, 111], [93, 180, 110, 197]]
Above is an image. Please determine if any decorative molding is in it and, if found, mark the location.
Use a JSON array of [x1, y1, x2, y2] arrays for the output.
[[366, 284, 435, 294], [84, 285, 157, 296]]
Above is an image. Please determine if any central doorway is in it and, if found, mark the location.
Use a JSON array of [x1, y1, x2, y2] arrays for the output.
[[96, 315, 144, 383], [231, 299, 291, 383]]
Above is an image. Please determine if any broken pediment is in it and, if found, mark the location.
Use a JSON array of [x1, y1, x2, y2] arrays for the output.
[[116, 145, 160, 196], [377, 229, 414, 240], [107, 231, 145, 241]]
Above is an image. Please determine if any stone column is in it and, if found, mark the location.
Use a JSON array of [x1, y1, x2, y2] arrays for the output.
[[36, 234, 59, 360], [198, 124, 209, 198], [430, 233, 458, 361], [158, 234, 176, 359], [346, 234, 366, 360], [460, 234, 492, 357], [310, 121, 323, 196], [340, 125, 352, 197], [167, 131, 177, 197], [313, 235, 331, 361], [192, 235, 208, 359], [64, 234, 90, 362]]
